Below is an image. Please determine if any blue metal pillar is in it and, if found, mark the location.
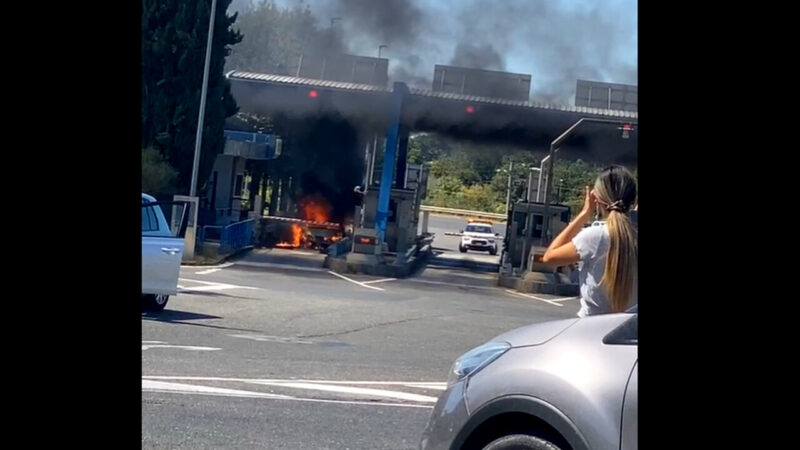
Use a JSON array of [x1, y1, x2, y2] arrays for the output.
[[376, 82, 408, 243], [395, 126, 409, 188]]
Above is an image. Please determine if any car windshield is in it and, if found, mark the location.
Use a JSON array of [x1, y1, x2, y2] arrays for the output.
[[466, 225, 493, 234]]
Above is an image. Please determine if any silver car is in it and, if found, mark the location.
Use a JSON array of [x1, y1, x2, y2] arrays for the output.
[[142, 193, 188, 311], [420, 308, 637, 450]]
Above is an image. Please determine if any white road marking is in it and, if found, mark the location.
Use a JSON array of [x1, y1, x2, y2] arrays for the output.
[[142, 379, 433, 409], [196, 268, 221, 275], [144, 376, 446, 388], [550, 296, 580, 302], [404, 383, 447, 391], [178, 285, 245, 292], [179, 278, 251, 286], [328, 271, 385, 291], [505, 289, 564, 307], [228, 334, 315, 345], [181, 262, 234, 270], [361, 278, 397, 285], [248, 381, 438, 403], [142, 340, 167, 344], [142, 344, 221, 351], [178, 278, 259, 292], [143, 380, 292, 399]]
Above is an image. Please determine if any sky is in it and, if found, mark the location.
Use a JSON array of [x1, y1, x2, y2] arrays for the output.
[[229, 0, 637, 104]]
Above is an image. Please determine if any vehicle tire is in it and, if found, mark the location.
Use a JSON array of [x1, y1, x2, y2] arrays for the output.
[[459, 244, 467, 253], [143, 294, 169, 312], [482, 434, 561, 450], [489, 247, 497, 256]]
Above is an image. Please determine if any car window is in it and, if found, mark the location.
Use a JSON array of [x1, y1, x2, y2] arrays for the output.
[[142, 205, 160, 232], [603, 314, 637, 345], [466, 225, 492, 233]]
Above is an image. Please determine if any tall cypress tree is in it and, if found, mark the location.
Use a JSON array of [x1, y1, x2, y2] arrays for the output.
[[142, 0, 242, 193]]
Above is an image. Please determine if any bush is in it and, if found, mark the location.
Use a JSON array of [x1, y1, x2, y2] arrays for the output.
[[142, 148, 179, 195]]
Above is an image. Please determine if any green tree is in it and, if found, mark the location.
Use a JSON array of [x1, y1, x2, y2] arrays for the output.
[[551, 159, 601, 216], [142, 148, 179, 195], [225, 0, 344, 74], [461, 184, 501, 213], [142, 0, 242, 193], [429, 154, 480, 186], [407, 133, 453, 165]]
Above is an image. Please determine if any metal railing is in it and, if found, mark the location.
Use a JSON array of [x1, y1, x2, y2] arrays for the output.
[[220, 219, 255, 252], [327, 237, 352, 257], [420, 205, 506, 220]]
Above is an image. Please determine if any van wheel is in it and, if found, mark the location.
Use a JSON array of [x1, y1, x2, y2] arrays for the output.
[[482, 434, 560, 450], [459, 244, 467, 253], [489, 247, 497, 256], [143, 294, 169, 311]]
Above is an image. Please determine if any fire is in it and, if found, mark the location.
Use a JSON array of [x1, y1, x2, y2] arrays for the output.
[[300, 198, 330, 223], [273, 197, 343, 250], [276, 224, 304, 248]]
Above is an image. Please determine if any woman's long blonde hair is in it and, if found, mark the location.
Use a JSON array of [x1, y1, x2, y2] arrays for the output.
[[593, 166, 638, 312]]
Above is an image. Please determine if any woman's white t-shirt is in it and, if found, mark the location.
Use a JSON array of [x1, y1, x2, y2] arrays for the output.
[[571, 224, 637, 317]]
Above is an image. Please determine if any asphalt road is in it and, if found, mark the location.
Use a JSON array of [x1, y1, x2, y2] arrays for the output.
[[142, 261, 579, 449], [423, 214, 506, 253]]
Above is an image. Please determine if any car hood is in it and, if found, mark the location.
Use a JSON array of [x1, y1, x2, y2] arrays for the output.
[[492, 318, 579, 347]]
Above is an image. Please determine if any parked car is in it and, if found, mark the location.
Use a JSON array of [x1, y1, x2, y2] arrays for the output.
[[420, 307, 638, 450], [142, 193, 187, 311]]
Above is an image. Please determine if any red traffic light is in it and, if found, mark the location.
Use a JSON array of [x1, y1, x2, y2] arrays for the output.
[[309, 90, 318, 98], [465, 105, 475, 113]]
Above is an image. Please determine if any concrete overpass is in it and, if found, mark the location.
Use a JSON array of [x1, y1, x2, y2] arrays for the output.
[[227, 70, 638, 164], [225, 69, 638, 252]]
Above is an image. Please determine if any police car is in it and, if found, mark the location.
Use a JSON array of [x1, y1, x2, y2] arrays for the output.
[[458, 219, 499, 255]]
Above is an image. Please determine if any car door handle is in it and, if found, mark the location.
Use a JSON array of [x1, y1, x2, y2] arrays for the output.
[[161, 247, 181, 255]]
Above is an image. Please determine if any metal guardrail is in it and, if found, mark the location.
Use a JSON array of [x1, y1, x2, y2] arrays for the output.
[[327, 237, 352, 257], [420, 205, 507, 220], [220, 219, 255, 252]]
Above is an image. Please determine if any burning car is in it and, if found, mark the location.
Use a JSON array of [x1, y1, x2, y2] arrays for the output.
[[268, 197, 344, 251], [304, 222, 344, 251]]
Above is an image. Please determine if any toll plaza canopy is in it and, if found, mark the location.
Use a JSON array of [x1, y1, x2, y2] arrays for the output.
[[227, 70, 638, 164]]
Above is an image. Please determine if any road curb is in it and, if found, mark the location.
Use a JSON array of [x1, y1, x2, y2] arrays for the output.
[[181, 246, 254, 267]]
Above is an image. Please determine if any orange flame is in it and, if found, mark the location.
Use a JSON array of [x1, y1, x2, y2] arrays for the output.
[[301, 198, 330, 223], [276, 224, 304, 248]]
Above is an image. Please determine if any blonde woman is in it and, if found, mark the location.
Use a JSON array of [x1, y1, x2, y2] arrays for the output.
[[542, 165, 638, 316]]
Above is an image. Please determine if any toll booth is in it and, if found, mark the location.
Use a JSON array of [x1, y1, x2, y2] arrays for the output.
[[357, 188, 418, 254], [503, 202, 572, 273], [353, 163, 428, 254]]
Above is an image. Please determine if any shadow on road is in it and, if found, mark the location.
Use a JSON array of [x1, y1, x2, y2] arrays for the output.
[[141, 309, 261, 333]]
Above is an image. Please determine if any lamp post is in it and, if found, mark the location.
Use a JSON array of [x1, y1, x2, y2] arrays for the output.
[[189, 0, 218, 198], [539, 118, 635, 248], [496, 161, 514, 214], [184, 0, 218, 262]]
